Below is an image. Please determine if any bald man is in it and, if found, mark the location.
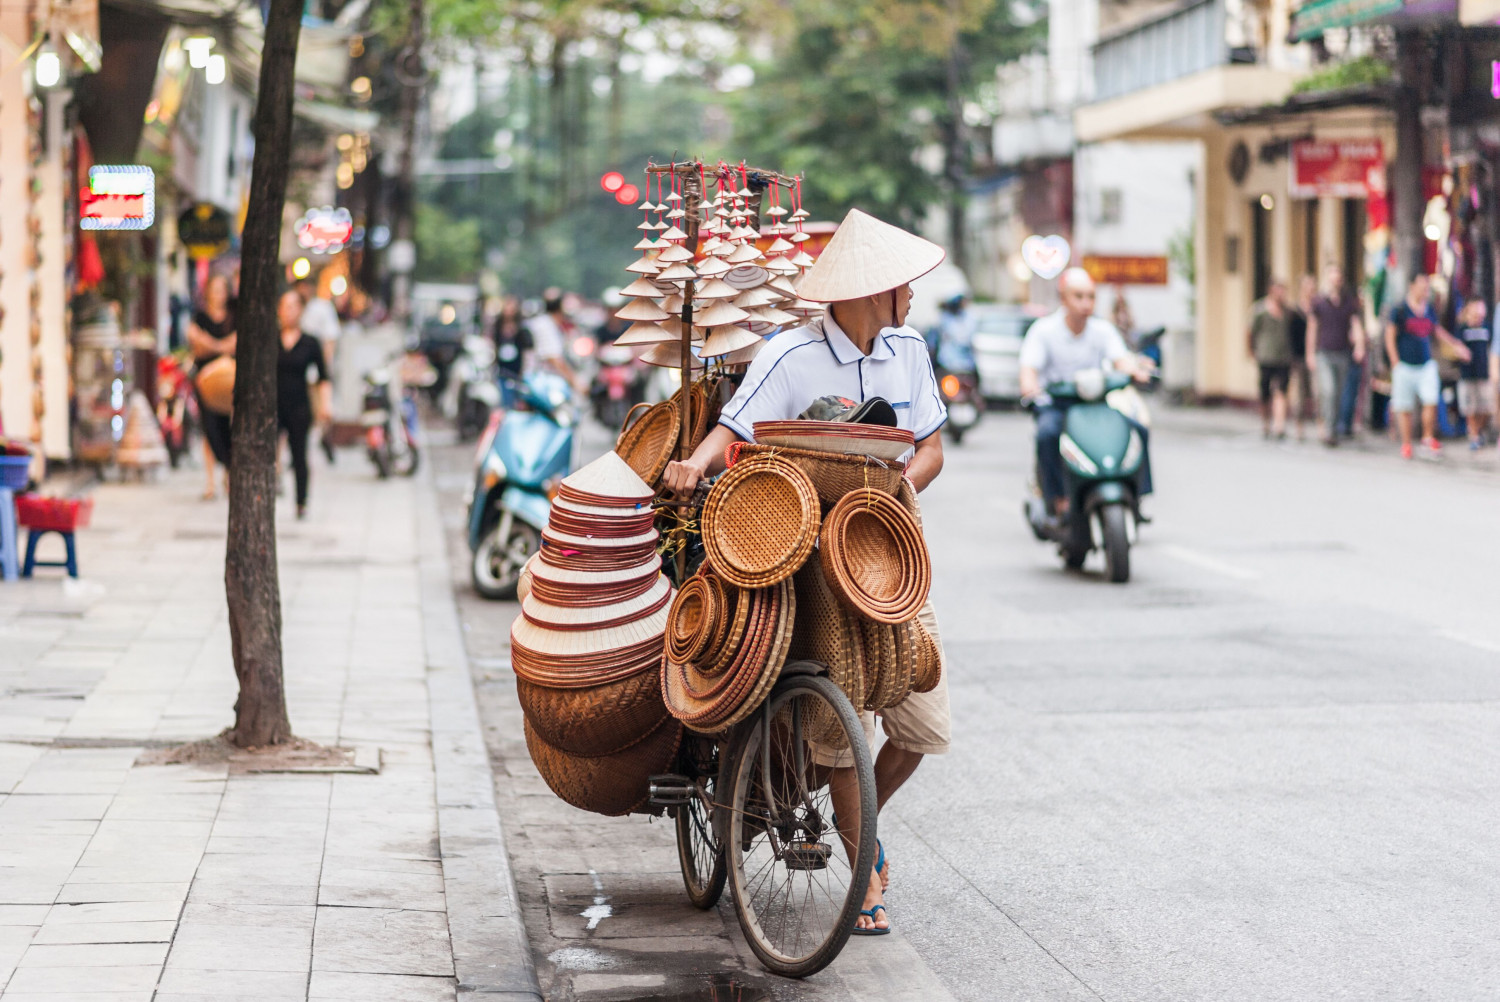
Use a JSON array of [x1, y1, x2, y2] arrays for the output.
[[1019, 268, 1154, 519]]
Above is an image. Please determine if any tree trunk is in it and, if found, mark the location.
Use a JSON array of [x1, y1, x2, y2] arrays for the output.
[[391, 0, 425, 321], [1391, 30, 1424, 288], [224, 0, 303, 749], [942, 40, 968, 274]]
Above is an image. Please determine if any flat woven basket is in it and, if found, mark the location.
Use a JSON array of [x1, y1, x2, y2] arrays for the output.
[[701, 454, 820, 589], [910, 616, 942, 694], [616, 398, 679, 485], [820, 489, 931, 625], [859, 619, 913, 712], [524, 714, 683, 817], [666, 573, 719, 665], [786, 561, 865, 747], [733, 443, 902, 508], [516, 667, 668, 757]]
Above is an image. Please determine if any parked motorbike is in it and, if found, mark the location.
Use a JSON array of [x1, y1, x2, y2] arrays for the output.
[[446, 335, 500, 442], [589, 341, 648, 431], [1023, 369, 1146, 583], [360, 352, 426, 479], [936, 365, 983, 444], [468, 371, 576, 600], [155, 353, 197, 468]]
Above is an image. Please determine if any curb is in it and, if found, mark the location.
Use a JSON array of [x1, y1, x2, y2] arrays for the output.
[[415, 466, 544, 1001]]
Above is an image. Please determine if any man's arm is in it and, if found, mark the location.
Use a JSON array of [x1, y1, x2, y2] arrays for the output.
[[905, 431, 943, 493], [1435, 324, 1472, 362], [660, 424, 741, 497], [1351, 315, 1367, 363], [1384, 320, 1399, 371], [1306, 312, 1319, 368], [1019, 365, 1042, 401]]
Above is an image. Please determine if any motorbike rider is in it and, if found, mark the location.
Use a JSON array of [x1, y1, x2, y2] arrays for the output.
[[1020, 267, 1154, 524], [930, 293, 977, 373], [662, 208, 951, 937]]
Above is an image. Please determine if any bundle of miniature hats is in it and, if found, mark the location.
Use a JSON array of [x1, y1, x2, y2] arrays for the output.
[[513, 451, 682, 816]]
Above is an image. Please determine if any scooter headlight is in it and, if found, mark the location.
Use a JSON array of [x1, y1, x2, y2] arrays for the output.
[[1121, 429, 1143, 473], [1059, 433, 1098, 475], [480, 451, 507, 491]]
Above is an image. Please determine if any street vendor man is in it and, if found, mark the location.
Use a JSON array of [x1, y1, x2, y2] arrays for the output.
[[663, 208, 951, 936]]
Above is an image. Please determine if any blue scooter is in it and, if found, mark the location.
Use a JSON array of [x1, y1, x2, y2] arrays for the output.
[[468, 371, 575, 600]]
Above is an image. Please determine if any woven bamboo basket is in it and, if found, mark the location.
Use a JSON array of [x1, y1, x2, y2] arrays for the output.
[[524, 714, 683, 817], [701, 454, 819, 589], [911, 616, 942, 694], [786, 561, 865, 747], [516, 667, 669, 757], [734, 443, 901, 508], [616, 398, 679, 485], [819, 489, 930, 624]]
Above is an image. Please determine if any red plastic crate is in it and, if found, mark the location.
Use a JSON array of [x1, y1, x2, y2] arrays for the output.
[[15, 495, 93, 532]]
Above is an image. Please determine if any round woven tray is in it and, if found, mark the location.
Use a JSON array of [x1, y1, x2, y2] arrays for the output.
[[701, 454, 819, 590], [516, 666, 668, 757], [911, 616, 942, 694], [524, 714, 683, 817], [616, 399, 679, 485], [662, 580, 790, 734], [734, 443, 902, 508], [666, 573, 718, 665], [819, 489, 930, 625]]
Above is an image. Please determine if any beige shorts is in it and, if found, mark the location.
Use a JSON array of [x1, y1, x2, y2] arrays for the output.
[[813, 600, 952, 768], [1458, 379, 1496, 417]]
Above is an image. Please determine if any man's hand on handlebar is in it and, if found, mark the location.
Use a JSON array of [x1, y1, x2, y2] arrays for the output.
[[661, 457, 709, 498]]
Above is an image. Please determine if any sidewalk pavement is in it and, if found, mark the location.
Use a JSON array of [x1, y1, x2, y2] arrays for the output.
[[0, 454, 538, 1000]]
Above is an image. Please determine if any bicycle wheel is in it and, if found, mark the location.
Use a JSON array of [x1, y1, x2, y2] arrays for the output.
[[726, 669, 876, 978], [674, 735, 727, 909]]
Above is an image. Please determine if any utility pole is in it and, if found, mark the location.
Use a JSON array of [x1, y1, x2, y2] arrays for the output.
[[1391, 30, 1425, 290], [223, 0, 304, 748], [391, 0, 425, 321]]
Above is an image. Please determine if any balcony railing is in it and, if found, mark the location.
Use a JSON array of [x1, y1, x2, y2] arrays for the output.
[[1092, 0, 1229, 102]]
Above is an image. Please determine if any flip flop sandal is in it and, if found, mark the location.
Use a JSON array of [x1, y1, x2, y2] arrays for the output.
[[851, 904, 890, 936]]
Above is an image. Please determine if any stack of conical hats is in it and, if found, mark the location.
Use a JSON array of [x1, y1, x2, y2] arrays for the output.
[[513, 451, 682, 816]]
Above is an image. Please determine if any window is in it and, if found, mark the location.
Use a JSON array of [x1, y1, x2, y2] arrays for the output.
[[1096, 188, 1122, 225]]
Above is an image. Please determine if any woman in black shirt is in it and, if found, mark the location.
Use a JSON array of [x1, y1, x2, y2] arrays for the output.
[[277, 290, 331, 519], [186, 274, 236, 499]]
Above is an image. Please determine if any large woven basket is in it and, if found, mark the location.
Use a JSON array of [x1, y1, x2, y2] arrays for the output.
[[701, 454, 819, 589], [734, 443, 901, 508], [786, 561, 864, 748], [820, 489, 931, 624], [859, 619, 913, 712], [516, 667, 668, 757], [616, 398, 679, 485], [911, 616, 942, 694], [524, 714, 683, 817]]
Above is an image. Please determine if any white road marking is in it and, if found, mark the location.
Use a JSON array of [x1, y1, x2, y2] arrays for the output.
[[1159, 544, 1260, 581], [581, 868, 612, 930]]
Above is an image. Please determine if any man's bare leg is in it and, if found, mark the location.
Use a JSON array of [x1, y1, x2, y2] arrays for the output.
[[829, 744, 925, 932]]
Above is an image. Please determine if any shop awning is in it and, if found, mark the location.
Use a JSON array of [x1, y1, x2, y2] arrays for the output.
[[1291, 0, 1403, 38]]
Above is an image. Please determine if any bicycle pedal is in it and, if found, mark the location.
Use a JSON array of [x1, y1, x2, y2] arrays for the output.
[[647, 774, 693, 807], [782, 840, 831, 871]]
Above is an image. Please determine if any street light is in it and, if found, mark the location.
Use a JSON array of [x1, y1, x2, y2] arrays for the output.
[[34, 42, 60, 88], [183, 36, 215, 69], [205, 53, 226, 86]]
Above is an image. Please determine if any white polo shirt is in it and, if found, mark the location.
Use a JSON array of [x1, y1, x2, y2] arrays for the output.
[[718, 313, 947, 442]]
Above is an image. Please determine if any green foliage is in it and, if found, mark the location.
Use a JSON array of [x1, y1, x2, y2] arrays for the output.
[[1291, 54, 1392, 95], [415, 202, 483, 281]]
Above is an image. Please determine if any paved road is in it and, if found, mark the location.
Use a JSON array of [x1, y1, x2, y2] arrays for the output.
[[435, 406, 1500, 1001]]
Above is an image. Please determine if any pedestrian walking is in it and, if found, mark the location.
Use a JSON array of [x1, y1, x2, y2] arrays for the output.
[[1386, 273, 1471, 460], [277, 290, 332, 519], [1289, 275, 1316, 441], [526, 289, 580, 390], [185, 273, 236, 499], [1307, 265, 1367, 446], [1455, 299, 1494, 449], [492, 295, 533, 406], [1249, 279, 1293, 439]]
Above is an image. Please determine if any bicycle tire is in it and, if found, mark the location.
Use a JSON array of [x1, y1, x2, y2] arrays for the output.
[[674, 736, 727, 910], [726, 669, 876, 978]]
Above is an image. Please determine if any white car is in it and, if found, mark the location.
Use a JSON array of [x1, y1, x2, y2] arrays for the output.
[[970, 306, 1036, 403]]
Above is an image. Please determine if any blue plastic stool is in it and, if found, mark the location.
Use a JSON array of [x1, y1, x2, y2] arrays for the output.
[[0, 488, 17, 582], [22, 527, 77, 578]]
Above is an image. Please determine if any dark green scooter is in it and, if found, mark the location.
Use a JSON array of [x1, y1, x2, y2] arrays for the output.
[[1023, 370, 1146, 583]]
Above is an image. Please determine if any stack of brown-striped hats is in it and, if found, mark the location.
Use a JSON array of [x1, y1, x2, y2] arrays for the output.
[[512, 451, 682, 816]]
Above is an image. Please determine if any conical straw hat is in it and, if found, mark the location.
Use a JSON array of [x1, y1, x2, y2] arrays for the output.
[[625, 253, 661, 275], [700, 325, 762, 357], [615, 322, 679, 346], [694, 278, 740, 300], [695, 257, 731, 278], [561, 451, 654, 504], [510, 602, 670, 657], [733, 286, 781, 308], [620, 276, 664, 298], [692, 300, 750, 327], [657, 244, 695, 264], [632, 237, 658, 251], [616, 298, 670, 323], [796, 208, 945, 302], [726, 243, 763, 265], [752, 305, 799, 326], [640, 341, 704, 368], [529, 553, 663, 587], [717, 339, 767, 365], [522, 575, 672, 628], [656, 262, 697, 282], [764, 256, 799, 277]]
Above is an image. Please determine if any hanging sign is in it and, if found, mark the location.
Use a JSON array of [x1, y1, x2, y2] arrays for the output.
[[177, 202, 232, 260], [1289, 139, 1384, 199], [80, 165, 155, 231], [296, 206, 354, 254], [1021, 234, 1071, 280], [1082, 255, 1169, 286]]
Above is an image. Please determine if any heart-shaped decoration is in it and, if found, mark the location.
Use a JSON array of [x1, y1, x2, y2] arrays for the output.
[[1021, 234, 1071, 280]]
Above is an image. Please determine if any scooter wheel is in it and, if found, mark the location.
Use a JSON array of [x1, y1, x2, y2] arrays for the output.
[[1101, 504, 1131, 584], [472, 519, 540, 600]]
